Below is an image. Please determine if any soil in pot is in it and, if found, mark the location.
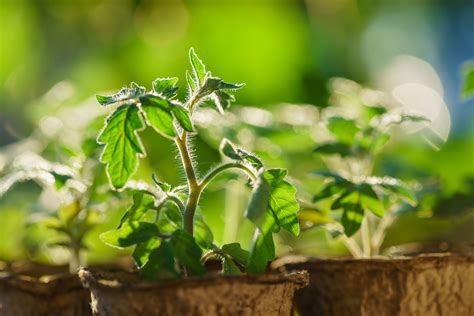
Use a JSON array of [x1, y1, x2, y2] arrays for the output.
[[0, 262, 91, 316], [272, 253, 474, 316], [79, 268, 309, 316]]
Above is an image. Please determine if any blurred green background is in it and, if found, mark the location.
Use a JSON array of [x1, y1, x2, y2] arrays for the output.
[[0, 0, 473, 264]]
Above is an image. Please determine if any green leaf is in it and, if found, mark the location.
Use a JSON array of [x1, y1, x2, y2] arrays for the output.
[[341, 204, 364, 237], [97, 104, 146, 189], [371, 132, 391, 152], [220, 138, 264, 170], [313, 181, 347, 202], [133, 237, 161, 268], [194, 213, 214, 249], [312, 170, 350, 183], [51, 172, 72, 190], [221, 243, 249, 266], [152, 174, 171, 192], [141, 241, 178, 280], [186, 70, 197, 92], [247, 229, 274, 273], [157, 203, 183, 234], [222, 257, 241, 275], [100, 221, 158, 249], [96, 82, 146, 106], [140, 94, 176, 138], [314, 142, 352, 157], [170, 230, 206, 276], [262, 169, 300, 236], [331, 189, 357, 210], [170, 103, 194, 132], [380, 179, 417, 206], [462, 62, 474, 100], [119, 192, 155, 226], [152, 77, 179, 98], [220, 138, 241, 160], [245, 173, 276, 234], [58, 200, 81, 223], [213, 90, 235, 112], [189, 48, 207, 85], [327, 117, 360, 144], [358, 183, 384, 217]]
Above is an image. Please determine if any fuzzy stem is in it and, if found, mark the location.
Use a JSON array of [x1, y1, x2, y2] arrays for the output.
[[199, 162, 257, 191], [175, 133, 200, 235]]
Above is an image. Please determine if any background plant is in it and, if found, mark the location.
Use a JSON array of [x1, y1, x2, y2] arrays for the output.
[[96, 49, 300, 278], [306, 79, 430, 257]]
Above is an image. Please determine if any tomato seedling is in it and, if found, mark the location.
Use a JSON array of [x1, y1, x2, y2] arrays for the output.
[[96, 49, 300, 278]]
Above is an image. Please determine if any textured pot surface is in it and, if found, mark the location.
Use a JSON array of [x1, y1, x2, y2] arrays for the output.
[[272, 254, 474, 316], [79, 268, 309, 316], [0, 269, 91, 316]]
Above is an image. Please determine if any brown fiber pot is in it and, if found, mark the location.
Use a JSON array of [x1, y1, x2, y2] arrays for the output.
[[0, 265, 91, 316], [79, 268, 309, 316], [272, 254, 474, 316]]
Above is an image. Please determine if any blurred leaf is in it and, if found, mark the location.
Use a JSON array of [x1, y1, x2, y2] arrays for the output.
[[462, 62, 474, 100], [358, 183, 384, 217], [96, 82, 145, 106], [341, 205, 364, 237], [52, 172, 72, 190], [157, 203, 183, 234], [314, 142, 352, 157], [380, 179, 417, 206], [100, 221, 158, 249], [327, 117, 359, 144], [170, 230, 206, 276], [59, 200, 81, 223], [97, 104, 145, 189], [186, 70, 197, 92]]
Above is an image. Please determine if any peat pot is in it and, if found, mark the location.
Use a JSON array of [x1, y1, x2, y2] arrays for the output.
[[79, 268, 309, 316], [0, 263, 91, 316], [272, 254, 474, 316]]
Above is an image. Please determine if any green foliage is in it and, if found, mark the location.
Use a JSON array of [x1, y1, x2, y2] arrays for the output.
[[246, 168, 299, 272], [97, 104, 145, 189], [310, 82, 425, 252], [461, 61, 474, 100], [96, 49, 299, 279]]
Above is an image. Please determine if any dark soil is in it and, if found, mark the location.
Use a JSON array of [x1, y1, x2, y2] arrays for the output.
[[272, 253, 474, 316], [79, 268, 309, 316]]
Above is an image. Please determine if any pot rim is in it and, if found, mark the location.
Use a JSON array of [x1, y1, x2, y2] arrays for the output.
[[271, 252, 474, 271], [79, 267, 309, 291]]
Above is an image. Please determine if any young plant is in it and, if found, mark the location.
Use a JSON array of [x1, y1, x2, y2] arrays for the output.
[[0, 149, 103, 272], [95, 49, 300, 278], [310, 79, 429, 257]]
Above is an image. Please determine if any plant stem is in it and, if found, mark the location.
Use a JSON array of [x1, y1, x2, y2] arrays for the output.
[[361, 216, 371, 258], [341, 235, 363, 258], [175, 133, 200, 235], [371, 212, 395, 255], [199, 162, 257, 191], [69, 244, 81, 273]]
